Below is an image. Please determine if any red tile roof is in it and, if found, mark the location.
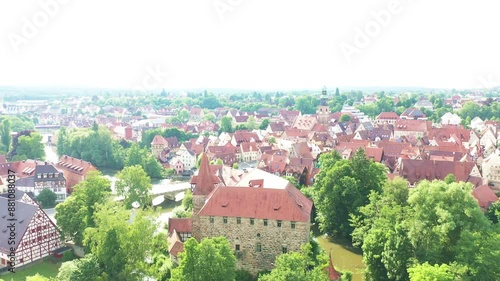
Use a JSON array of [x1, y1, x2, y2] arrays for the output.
[[394, 119, 431, 132], [199, 184, 312, 222], [151, 135, 168, 145], [327, 254, 341, 280], [399, 159, 477, 183], [472, 185, 498, 209], [376, 112, 400, 120], [192, 153, 220, 196], [168, 218, 193, 234], [167, 229, 185, 257]]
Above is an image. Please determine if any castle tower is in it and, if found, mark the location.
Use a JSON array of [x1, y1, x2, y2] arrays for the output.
[[191, 153, 220, 240]]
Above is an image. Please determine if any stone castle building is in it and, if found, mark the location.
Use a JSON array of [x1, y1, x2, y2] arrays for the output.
[[168, 153, 313, 274]]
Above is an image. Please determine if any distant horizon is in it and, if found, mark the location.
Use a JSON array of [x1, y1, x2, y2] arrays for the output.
[[0, 84, 495, 95]]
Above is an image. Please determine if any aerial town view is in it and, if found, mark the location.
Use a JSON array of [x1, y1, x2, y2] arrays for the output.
[[1, 1, 499, 281]]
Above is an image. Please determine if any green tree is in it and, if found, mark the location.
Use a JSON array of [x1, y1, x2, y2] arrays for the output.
[[70, 254, 104, 281], [314, 149, 387, 239], [246, 115, 258, 130], [84, 202, 163, 281], [486, 201, 500, 224], [115, 165, 152, 209], [171, 237, 236, 281], [182, 189, 193, 211], [36, 188, 57, 208], [408, 263, 456, 281], [55, 172, 111, 245], [259, 118, 270, 130], [0, 119, 12, 152], [220, 116, 234, 133], [16, 132, 45, 160], [232, 163, 239, 169], [125, 143, 164, 178], [351, 177, 412, 281], [57, 126, 67, 156], [444, 174, 456, 184], [259, 245, 329, 281], [56, 260, 79, 281], [352, 178, 500, 281], [340, 114, 351, 122]]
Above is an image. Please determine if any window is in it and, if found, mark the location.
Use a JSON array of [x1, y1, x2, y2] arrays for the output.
[[263, 219, 268, 226], [210, 216, 214, 223], [291, 222, 296, 229], [256, 242, 262, 252], [237, 217, 241, 224], [223, 216, 228, 224], [235, 244, 240, 251], [282, 246, 288, 253], [277, 220, 282, 227], [250, 218, 254, 225]]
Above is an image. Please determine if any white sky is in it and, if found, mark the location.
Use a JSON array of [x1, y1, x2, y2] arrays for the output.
[[0, 0, 499, 91]]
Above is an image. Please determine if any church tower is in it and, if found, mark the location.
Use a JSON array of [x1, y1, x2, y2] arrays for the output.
[[317, 86, 331, 125]]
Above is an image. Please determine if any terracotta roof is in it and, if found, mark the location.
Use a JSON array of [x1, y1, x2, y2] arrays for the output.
[[168, 218, 192, 234], [167, 229, 185, 257], [428, 127, 471, 142], [269, 122, 286, 132], [394, 119, 431, 132], [399, 159, 477, 183], [376, 112, 400, 120], [192, 153, 220, 196], [327, 253, 341, 281], [57, 155, 97, 175], [151, 135, 168, 145], [198, 184, 312, 222], [472, 185, 498, 209], [240, 142, 259, 153]]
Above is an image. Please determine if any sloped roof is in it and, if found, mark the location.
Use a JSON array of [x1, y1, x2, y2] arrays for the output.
[[0, 197, 38, 252], [168, 218, 192, 234], [151, 135, 168, 145], [198, 184, 312, 222], [376, 112, 400, 120], [57, 155, 97, 175], [472, 185, 498, 209], [167, 229, 185, 257], [399, 159, 476, 183], [192, 153, 220, 196]]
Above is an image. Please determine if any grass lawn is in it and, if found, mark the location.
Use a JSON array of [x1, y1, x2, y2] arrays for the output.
[[1, 260, 62, 281]]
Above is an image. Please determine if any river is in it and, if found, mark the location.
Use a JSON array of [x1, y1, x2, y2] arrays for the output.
[[314, 235, 364, 281]]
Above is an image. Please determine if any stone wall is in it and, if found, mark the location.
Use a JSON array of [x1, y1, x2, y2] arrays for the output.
[[191, 195, 206, 241], [196, 215, 310, 275]]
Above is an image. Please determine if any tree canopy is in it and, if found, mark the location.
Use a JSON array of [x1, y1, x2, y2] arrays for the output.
[[115, 165, 152, 209], [171, 236, 236, 281], [313, 149, 387, 239], [83, 202, 166, 281], [36, 188, 57, 208], [55, 171, 111, 245], [351, 178, 500, 281]]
